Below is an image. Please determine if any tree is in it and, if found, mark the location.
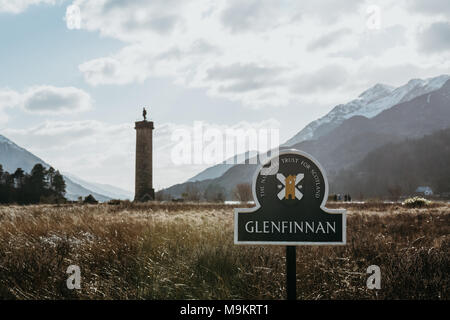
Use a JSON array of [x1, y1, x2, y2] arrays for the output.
[[13, 168, 25, 188], [47, 167, 56, 189], [84, 194, 98, 204], [183, 184, 201, 201], [52, 171, 66, 198], [233, 183, 252, 202], [0, 165, 8, 203], [155, 190, 170, 201], [204, 184, 226, 202], [3, 172, 15, 203], [12, 168, 27, 203], [0, 163, 67, 204], [29, 164, 47, 202]]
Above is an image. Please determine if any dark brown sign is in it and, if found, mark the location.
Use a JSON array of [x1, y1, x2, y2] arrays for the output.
[[235, 150, 346, 245]]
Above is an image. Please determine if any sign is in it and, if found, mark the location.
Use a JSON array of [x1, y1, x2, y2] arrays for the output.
[[235, 149, 346, 245]]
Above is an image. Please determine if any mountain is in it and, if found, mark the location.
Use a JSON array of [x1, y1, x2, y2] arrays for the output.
[[283, 74, 450, 146], [63, 173, 133, 200], [291, 78, 450, 175], [187, 163, 235, 183], [163, 163, 258, 199], [163, 78, 450, 200], [187, 150, 258, 182], [64, 179, 111, 202], [0, 134, 111, 202], [0, 135, 45, 173], [332, 127, 450, 197]]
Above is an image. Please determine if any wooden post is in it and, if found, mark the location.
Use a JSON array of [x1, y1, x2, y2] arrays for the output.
[[286, 246, 296, 300]]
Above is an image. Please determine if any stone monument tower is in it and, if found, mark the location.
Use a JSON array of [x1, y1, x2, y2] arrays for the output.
[[134, 107, 155, 201]]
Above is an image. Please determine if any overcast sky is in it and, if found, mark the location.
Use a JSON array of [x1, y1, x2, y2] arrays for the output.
[[0, 0, 449, 192]]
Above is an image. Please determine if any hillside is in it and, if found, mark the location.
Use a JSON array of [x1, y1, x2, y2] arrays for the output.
[[63, 173, 133, 200], [284, 74, 450, 146], [292, 79, 450, 174], [163, 163, 258, 199], [332, 128, 450, 198], [0, 134, 111, 202]]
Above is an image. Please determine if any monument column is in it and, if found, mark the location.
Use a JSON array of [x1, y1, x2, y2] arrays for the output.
[[134, 108, 155, 201]]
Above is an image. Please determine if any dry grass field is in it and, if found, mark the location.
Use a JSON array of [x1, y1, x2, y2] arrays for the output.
[[0, 201, 448, 300]]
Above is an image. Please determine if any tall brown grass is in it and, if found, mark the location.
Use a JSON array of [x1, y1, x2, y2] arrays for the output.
[[0, 202, 448, 299]]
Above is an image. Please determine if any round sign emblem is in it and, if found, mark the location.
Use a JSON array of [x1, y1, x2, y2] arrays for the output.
[[255, 152, 326, 209]]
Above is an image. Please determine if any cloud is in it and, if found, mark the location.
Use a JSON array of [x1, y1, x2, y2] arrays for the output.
[[307, 28, 351, 51], [207, 63, 281, 81], [0, 85, 92, 116], [220, 0, 363, 32], [332, 25, 407, 59], [418, 22, 450, 53], [206, 63, 283, 93], [23, 86, 92, 114], [72, 0, 367, 108], [79, 56, 133, 86], [0, 0, 56, 14], [0, 88, 21, 124], [70, 0, 188, 41], [71, 0, 449, 108], [304, 0, 361, 23], [408, 0, 450, 18], [220, 0, 295, 33], [291, 65, 349, 94], [0, 88, 21, 108]]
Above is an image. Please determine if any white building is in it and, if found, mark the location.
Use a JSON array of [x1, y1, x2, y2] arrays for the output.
[[415, 186, 433, 196]]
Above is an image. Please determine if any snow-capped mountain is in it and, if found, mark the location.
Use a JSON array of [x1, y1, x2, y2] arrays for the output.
[[0, 134, 113, 202], [283, 74, 450, 146], [63, 173, 133, 200]]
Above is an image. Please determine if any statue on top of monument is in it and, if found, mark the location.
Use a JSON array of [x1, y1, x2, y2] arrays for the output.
[[143, 107, 147, 121]]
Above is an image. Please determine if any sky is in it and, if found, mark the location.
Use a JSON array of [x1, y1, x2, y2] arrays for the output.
[[0, 0, 449, 192]]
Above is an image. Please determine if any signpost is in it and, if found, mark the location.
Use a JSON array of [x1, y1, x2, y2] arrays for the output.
[[235, 149, 346, 300]]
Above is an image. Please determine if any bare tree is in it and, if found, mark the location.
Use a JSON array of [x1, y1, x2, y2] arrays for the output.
[[155, 190, 170, 201], [183, 184, 201, 202], [204, 184, 226, 202], [233, 183, 252, 202]]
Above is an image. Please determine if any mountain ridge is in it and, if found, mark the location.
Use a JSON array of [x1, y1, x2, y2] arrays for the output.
[[291, 78, 450, 173], [332, 127, 450, 197], [283, 74, 450, 146], [63, 172, 133, 200], [0, 134, 113, 202]]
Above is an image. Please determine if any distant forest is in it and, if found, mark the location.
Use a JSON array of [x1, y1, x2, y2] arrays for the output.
[[332, 127, 450, 199], [0, 163, 66, 204]]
